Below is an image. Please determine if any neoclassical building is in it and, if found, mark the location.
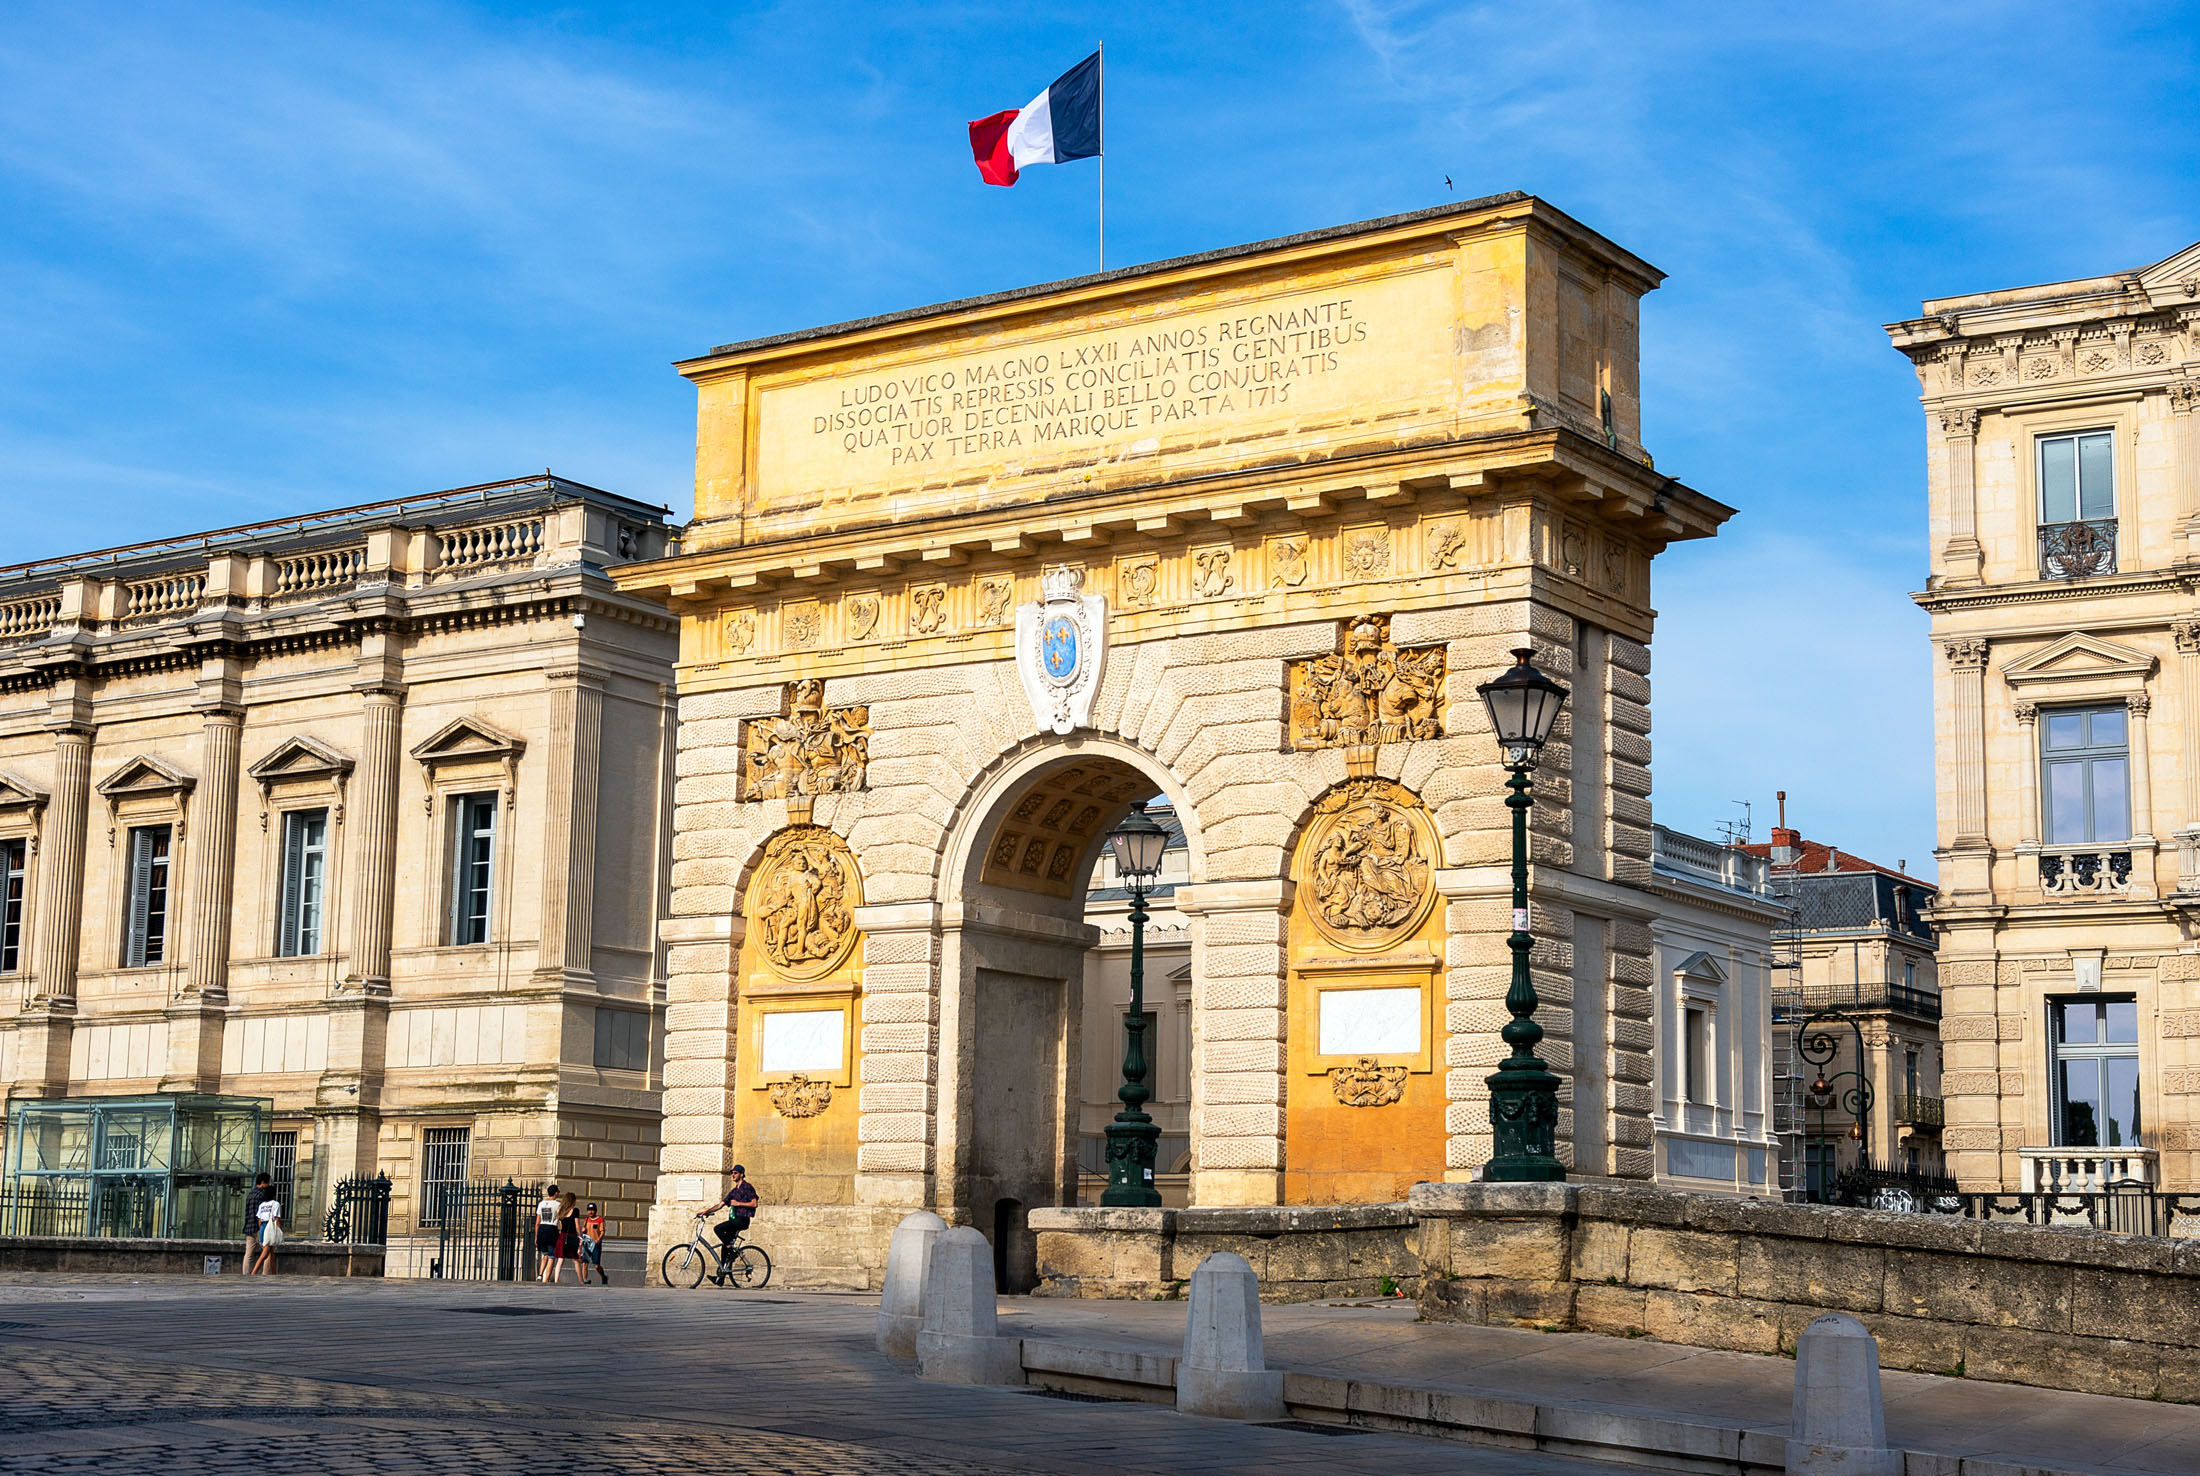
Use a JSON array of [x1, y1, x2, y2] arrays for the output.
[[619, 194, 1737, 1286], [0, 476, 678, 1263], [1889, 239, 2200, 1192]]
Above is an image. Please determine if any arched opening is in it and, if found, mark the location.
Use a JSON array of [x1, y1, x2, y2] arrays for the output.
[[940, 747, 1197, 1274]]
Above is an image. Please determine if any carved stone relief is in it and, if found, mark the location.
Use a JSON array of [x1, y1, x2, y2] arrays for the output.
[[742, 680, 870, 801], [977, 575, 1015, 627], [1301, 778, 1438, 951], [724, 612, 757, 654], [749, 826, 861, 979], [1193, 546, 1234, 598], [1426, 522, 1466, 569], [1119, 555, 1159, 606], [784, 601, 821, 649], [911, 584, 948, 634], [1330, 1057, 1408, 1107], [1269, 536, 1309, 588], [1287, 614, 1445, 750], [1343, 526, 1390, 578], [846, 593, 881, 640], [768, 1074, 834, 1118]]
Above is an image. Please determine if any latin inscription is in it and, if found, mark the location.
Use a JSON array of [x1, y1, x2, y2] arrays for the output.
[[807, 297, 1369, 467]]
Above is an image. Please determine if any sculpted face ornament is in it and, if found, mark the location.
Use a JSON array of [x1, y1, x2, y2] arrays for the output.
[[1015, 565, 1107, 735]]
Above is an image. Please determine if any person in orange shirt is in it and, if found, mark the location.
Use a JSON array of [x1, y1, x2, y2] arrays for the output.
[[579, 1202, 609, 1285]]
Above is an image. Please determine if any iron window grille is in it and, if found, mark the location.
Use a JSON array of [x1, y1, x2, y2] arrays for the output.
[[419, 1126, 471, 1229]]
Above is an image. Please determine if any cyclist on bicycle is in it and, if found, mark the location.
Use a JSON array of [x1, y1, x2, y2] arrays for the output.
[[706, 1165, 759, 1267]]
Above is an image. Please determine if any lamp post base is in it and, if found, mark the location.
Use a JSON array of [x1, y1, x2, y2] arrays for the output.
[[1484, 1059, 1566, 1182], [1100, 1115, 1162, 1207]]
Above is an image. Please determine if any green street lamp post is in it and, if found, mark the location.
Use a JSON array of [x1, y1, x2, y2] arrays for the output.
[[1797, 1008, 1872, 1203], [1476, 647, 1570, 1182], [1100, 800, 1170, 1208]]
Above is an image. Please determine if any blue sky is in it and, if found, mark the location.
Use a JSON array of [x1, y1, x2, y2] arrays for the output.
[[3, 2, 2197, 878]]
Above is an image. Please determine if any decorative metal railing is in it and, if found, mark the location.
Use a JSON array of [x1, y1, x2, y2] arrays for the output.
[[1894, 1095, 1944, 1129], [2039, 518, 2117, 578], [0, 593, 61, 643], [1864, 1185, 2200, 1240], [123, 570, 206, 621], [1774, 981, 1943, 1021], [2037, 847, 2133, 897], [272, 546, 365, 598], [429, 1179, 532, 1281], [436, 518, 544, 573], [323, 1173, 391, 1245]]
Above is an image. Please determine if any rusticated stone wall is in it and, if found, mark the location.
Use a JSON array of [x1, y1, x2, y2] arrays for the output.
[[1414, 1181, 2200, 1402]]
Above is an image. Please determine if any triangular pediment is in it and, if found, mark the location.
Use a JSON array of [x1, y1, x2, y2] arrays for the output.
[[247, 735, 354, 785], [0, 768, 49, 812], [2001, 632, 2157, 688], [2136, 240, 2200, 291], [96, 755, 195, 799], [1674, 950, 1728, 984], [409, 716, 526, 767]]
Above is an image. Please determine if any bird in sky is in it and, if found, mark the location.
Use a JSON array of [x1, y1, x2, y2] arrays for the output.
[[1444, 175, 1453, 190]]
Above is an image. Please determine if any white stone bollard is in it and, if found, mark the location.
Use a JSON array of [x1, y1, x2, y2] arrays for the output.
[[1787, 1313, 1903, 1476], [876, 1210, 946, 1358], [915, 1226, 1025, 1387], [1176, 1251, 1286, 1421]]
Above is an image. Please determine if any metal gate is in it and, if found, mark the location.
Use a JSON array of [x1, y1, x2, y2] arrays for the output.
[[431, 1180, 529, 1281]]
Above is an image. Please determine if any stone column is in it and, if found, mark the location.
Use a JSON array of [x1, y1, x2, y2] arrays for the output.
[[28, 726, 93, 1004], [2129, 692, 2155, 840], [2176, 619, 2200, 889], [342, 687, 403, 992], [165, 706, 243, 1092], [2013, 702, 2040, 848], [1943, 638, 1992, 897], [1174, 880, 1290, 1207], [1938, 408, 1984, 583], [536, 669, 605, 985], [2172, 382, 2199, 561]]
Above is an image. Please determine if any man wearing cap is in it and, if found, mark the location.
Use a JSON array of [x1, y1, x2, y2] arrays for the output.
[[579, 1201, 609, 1285], [706, 1166, 759, 1274]]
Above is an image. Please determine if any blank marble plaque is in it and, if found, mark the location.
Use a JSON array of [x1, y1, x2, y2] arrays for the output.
[[1318, 986, 1421, 1057], [760, 1008, 844, 1073]]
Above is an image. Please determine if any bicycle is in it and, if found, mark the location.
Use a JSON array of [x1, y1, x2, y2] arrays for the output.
[[661, 1213, 772, 1289]]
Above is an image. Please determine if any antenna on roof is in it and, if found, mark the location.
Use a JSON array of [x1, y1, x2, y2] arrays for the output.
[[1717, 801, 1752, 848]]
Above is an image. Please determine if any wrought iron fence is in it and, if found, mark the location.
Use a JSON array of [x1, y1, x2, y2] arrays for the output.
[[0, 1181, 94, 1236], [1894, 1095, 1945, 1129], [323, 1174, 391, 1245], [430, 1180, 532, 1281], [1835, 1173, 2200, 1240]]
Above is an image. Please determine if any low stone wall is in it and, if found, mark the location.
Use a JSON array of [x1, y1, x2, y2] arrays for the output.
[[1030, 1204, 1418, 1300], [0, 1236, 384, 1278], [1414, 1181, 2200, 1402]]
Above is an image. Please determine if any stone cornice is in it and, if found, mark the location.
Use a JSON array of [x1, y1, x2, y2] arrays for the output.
[[1912, 567, 2189, 615]]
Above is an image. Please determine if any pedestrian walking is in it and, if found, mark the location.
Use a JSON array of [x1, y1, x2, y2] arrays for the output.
[[535, 1184, 562, 1283], [249, 1191, 284, 1275], [555, 1191, 582, 1284], [240, 1172, 272, 1274], [579, 1202, 609, 1285]]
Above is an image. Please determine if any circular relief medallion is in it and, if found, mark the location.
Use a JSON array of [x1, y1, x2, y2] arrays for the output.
[[750, 826, 862, 980], [1041, 613, 1081, 685], [1301, 779, 1438, 952]]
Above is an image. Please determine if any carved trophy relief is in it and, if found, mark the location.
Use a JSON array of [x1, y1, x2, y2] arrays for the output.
[[749, 826, 861, 980], [976, 576, 1015, 627], [1193, 546, 1235, 598], [1287, 614, 1446, 750], [724, 611, 757, 654], [1301, 778, 1438, 951], [1330, 1057, 1408, 1107], [768, 1074, 833, 1118], [910, 584, 948, 634], [1269, 536, 1309, 588], [1426, 522, 1466, 570], [846, 593, 881, 640], [741, 680, 871, 801]]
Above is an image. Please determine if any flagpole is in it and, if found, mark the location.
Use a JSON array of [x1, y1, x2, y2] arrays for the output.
[[1097, 40, 1105, 274]]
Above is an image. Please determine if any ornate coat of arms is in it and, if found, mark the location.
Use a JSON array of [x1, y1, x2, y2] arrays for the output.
[[1015, 566, 1107, 735], [1287, 614, 1445, 750], [741, 680, 870, 802]]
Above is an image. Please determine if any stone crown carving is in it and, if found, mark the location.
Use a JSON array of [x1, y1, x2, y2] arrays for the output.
[[768, 1074, 833, 1118], [1330, 1057, 1408, 1107], [743, 680, 869, 802], [1288, 614, 1445, 750], [750, 826, 861, 979]]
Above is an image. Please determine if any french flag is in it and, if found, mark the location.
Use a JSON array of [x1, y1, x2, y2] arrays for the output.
[[968, 52, 1102, 187]]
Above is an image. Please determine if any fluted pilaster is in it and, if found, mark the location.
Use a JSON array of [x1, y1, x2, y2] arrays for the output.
[[29, 727, 92, 1002], [343, 688, 403, 992], [183, 708, 243, 998]]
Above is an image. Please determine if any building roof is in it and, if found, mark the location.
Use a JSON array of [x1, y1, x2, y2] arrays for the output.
[[1739, 830, 1933, 890]]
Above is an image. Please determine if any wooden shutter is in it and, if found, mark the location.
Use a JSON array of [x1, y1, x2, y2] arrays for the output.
[[124, 829, 152, 967], [278, 813, 305, 956]]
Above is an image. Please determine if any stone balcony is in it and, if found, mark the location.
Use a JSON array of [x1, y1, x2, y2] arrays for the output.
[[2018, 1145, 2157, 1191]]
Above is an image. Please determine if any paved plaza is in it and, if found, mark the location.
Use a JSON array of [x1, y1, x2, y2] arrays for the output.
[[0, 1274, 1660, 1476]]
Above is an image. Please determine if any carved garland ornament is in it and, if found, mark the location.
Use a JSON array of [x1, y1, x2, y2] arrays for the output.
[[1301, 778, 1438, 952], [749, 826, 861, 980], [741, 680, 870, 801], [1330, 1057, 1408, 1107], [1287, 614, 1445, 750], [768, 1074, 833, 1118]]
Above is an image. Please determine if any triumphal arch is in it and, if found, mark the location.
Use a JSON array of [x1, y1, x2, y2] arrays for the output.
[[617, 193, 1733, 1286]]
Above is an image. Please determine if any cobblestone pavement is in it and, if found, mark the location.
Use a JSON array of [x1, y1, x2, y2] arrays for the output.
[[0, 1277, 1660, 1475]]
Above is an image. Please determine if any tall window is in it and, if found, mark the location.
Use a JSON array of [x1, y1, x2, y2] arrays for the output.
[[277, 809, 329, 957], [0, 837, 24, 973], [418, 1126, 470, 1228], [2052, 997, 2140, 1148], [446, 794, 497, 946], [2039, 430, 2115, 524], [2043, 706, 2129, 844], [262, 1129, 299, 1219], [1904, 1047, 1920, 1100], [594, 1008, 651, 1072], [1683, 1006, 1710, 1105], [122, 824, 172, 967]]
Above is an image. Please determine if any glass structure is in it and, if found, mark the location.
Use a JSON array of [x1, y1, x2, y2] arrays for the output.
[[3, 1094, 269, 1239]]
